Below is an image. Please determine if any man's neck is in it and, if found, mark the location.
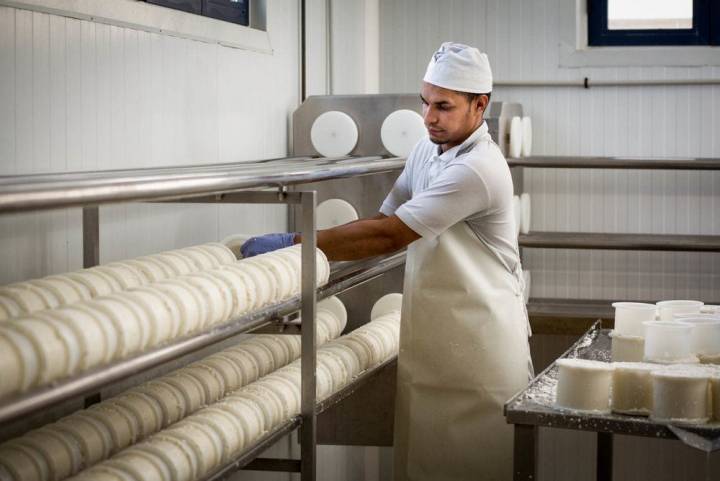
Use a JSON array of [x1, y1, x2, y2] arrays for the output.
[[438, 119, 484, 153]]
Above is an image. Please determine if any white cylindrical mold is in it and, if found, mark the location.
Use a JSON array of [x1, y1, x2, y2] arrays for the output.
[[555, 358, 614, 413], [611, 362, 657, 415], [656, 300, 703, 322], [612, 302, 656, 337], [610, 332, 644, 362], [681, 317, 720, 361], [651, 369, 710, 424], [643, 321, 697, 364]]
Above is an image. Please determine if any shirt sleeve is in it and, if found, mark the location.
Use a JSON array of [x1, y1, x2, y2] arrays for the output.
[[394, 163, 492, 238], [379, 167, 411, 216]]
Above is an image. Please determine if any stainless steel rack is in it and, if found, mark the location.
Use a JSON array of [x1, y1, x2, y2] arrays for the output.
[[0, 155, 407, 481]]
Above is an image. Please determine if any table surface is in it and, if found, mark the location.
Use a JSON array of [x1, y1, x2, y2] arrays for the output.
[[505, 323, 720, 450]]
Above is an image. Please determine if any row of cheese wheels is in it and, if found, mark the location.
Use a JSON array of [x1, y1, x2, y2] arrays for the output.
[[0, 245, 331, 400], [0, 297, 348, 481], [65, 298, 401, 481], [0, 244, 238, 321]]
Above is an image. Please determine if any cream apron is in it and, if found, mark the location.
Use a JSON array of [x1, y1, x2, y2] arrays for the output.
[[393, 219, 533, 481]]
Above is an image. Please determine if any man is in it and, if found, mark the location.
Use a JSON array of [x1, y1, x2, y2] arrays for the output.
[[242, 42, 533, 481]]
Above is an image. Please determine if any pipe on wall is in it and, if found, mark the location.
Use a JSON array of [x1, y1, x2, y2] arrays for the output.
[[495, 78, 720, 88]]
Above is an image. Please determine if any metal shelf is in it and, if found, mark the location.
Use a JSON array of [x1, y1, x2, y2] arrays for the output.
[[507, 155, 720, 170], [0, 251, 406, 424], [201, 355, 398, 480], [519, 232, 720, 252], [0, 156, 403, 214]]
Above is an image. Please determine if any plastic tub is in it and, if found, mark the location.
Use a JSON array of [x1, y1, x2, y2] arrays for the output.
[[612, 302, 657, 337], [656, 300, 703, 322], [643, 321, 697, 363]]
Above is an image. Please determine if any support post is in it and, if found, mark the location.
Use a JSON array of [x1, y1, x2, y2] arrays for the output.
[[596, 432, 613, 481], [82, 206, 100, 268], [513, 424, 538, 481]]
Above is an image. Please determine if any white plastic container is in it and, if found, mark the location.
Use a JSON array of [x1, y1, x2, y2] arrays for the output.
[[643, 321, 697, 364], [680, 317, 720, 358], [656, 300, 703, 322], [555, 358, 614, 413], [651, 369, 710, 424], [612, 302, 657, 337], [610, 332, 644, 362]]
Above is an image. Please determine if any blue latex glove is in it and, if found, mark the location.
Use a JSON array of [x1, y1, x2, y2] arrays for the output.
[[240, 233, 297, 258]]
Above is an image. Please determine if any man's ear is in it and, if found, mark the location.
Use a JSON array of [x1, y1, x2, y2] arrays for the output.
[[477, 94, 489, 115]]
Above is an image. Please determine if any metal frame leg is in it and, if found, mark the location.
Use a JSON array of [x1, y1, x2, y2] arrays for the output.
[[82, 206, 100, 268], [597, 432, 613, 481], [300, 191, 317, 481], [514, 424, 538, 481]]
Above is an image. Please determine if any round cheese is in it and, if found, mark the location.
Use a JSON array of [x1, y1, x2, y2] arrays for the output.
[[71, 304, 119, 364], [85, 403, 139, 452], [322, 344, 362, 379], [651, 369, 711, 424], [240, 341, 276, 377], [259, 376, 301, 419], [46, 275, 92, 301], [167, 422, 221, 475], [0, 294, 21, 320], [155, 279, 208, 333], [191, 409, 244, 463], [228, 391, 276, 432], [179, 276, 228, 328], [134, 381, 187, 428], [240, 385, 285, 427], [18, 427, 83, 481], [234, 261, 276, 307], [611, 362, 656, 416], [67, 270, 121, 297], [0, 325, 39, 392], [122, 290, 175, 346], [124, 258, 171, 283], [130, 287, 182, 340], [28, 278, 78, 307], [106, 450, 171, 481], [143, 435, 199, 481], [0, 444, 48, 481], [317, 349, 350, 391], [555, 358, 614, 413], [315, 362, 334, 400], [54, 412, 113, 466], [0, 285, 50, 316], [198, 243, 237, 265], [220, 349, 261, 386], [89, 295, 147, 357], [7, 318, 68, 385], [184, 245, 225, 268], [111, 392, 165, 440], [163, 372, 206, 414], [199, 355, 243, 392], [181, 365, 227, 405], [174, 248, 217, 271], [200, 269, 248, 320], [151, 253, 194, 277], [97, 263, 144, 290], [218, 264, 259, 312], [333, 337, 373, 371], [213, 398, 264, 449], [252, 335, 293, 367], [70, 465, 133, 481]]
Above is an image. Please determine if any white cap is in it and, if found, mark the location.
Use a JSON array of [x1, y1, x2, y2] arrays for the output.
[[423, 42, 493, 94]]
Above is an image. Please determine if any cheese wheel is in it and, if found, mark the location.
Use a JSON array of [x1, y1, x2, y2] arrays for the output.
[[110, 392, 164, 440], [197, 243, 237, 265], [318, 349, 351, 391], [130, 287, 183, 340], [36, 306, 107, 371], [0, 293, 22, 320], [69, 465, 133, 481], [315, 362, 335, 400], [122, 290, 175, 346], [200, 269, 248, 320], [85, 404, 139, 451], [240, 385, 285, 426], [651, 369, 711, 424], [323, 344, 362, 379], [228, 391, 277, 431], [252, 335, 293, 367], [65, 270, 121, 298], [163, 372, 206, 414], [150, 253, 194, 277], [319, 296, 348, 331], [333, 337, 373, 371], [372, 318, 401, 349], [48, 275, 93, 301], [555, 358, 614, 413], [259, 376, 301, 418], [134, 381, 187, 428], [167, 422, 221, 475], [266, 255, 298, 298], [213, 398, 264, 447], [233, 261, 276, 307], [199, 355, 243, 391], [11, 283, 61, 311], [174, 248, 217, 271], [106, 450, 171, 481], [181, 365, 226, 405], [280, 334, 302, 359], [611, 362, 656, 415], [370, 293, 402, 321], [220, 349, 261, 386], [317, 308, 343, 340], [283, 245, 330, 286], [0, 333, 25, 399], [179, 276, 228, 328], [238, 341, 276, 376], [218, 264, 259, 312], [272, 366, 302, 392], [18, 427, 83, 481], [191, 409, 244, 462], [123, 259, 171, 283], [54, 412, 113, 466], [28, 278, 81, 306], [6, 319, 69, 385], [142, 435, 198, 481], [154, 279, 207, 333], [187, 271, 235, 322], [0, 325, 39, 392], [71, 304, 119, 364], [0, 444, 48, 481], [96, 263, 144, 290], [89, 295, 147, 357], [0, 285, 51, 315]]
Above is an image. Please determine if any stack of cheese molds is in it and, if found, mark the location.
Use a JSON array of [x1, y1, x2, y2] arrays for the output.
[[0, 243, 330, 400], [0, 294, 401, 481]]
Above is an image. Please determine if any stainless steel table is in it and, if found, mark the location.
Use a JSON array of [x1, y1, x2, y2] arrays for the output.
[[505, 323, 720, 481]]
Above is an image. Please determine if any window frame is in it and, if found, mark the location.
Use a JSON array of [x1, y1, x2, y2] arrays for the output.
[[587, 0, 716, 46]]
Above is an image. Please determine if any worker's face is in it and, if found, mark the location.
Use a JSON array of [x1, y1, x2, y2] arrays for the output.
[[420, 82, 488, 152]]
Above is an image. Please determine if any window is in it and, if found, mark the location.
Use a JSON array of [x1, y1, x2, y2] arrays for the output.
[[145, 0, 249, 27], [588, 0, 719, 46]]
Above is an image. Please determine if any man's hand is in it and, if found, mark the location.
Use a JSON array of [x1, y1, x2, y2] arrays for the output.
[[240, 233, 296, 258]]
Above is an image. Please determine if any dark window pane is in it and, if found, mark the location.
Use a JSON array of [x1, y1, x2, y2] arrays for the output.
[[202, 0, 249, 26]]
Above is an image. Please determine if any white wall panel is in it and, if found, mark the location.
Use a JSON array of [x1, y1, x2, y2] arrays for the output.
[[0, 2, 298, 284]]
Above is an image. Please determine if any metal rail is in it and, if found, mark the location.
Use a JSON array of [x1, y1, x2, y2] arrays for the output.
[[507, 155, 720, 170], [0, 156, 403, 213], [519, 232, 720, 252]]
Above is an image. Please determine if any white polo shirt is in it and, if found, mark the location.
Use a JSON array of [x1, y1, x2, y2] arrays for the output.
[[380, 121, 521, 274]]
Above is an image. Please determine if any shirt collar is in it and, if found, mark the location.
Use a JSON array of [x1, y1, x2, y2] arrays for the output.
[[434, 121, 489, 162]]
